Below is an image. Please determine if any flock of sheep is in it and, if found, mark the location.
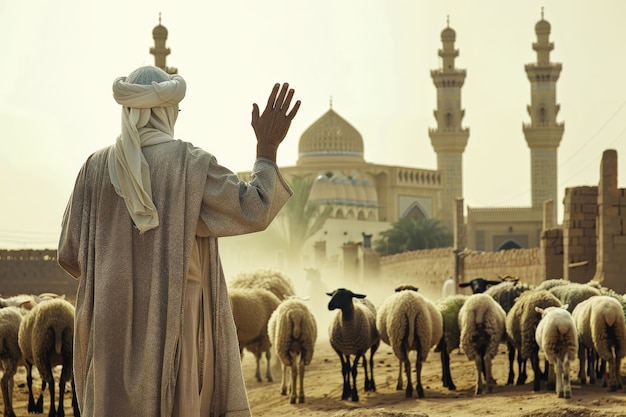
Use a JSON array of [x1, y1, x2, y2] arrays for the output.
[[0, 293, 78, 417], [230, 269, 626, 406], [2, 270, 626, 416]]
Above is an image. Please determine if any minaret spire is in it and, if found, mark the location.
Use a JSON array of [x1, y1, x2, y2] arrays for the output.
[[150, 14, 177, 74], [523, 10, 563, 220], [429, 20, 469, 231]]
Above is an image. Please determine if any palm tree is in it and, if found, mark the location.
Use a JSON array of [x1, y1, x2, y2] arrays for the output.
[[374, 217, 452, 256], [269, 176, 332, 269]]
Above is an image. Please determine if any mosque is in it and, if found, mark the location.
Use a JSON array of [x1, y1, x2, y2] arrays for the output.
[[148, 11, 564, 269]]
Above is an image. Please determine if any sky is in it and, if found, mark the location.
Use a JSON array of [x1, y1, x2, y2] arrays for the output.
[[1, 0, 626, 249]]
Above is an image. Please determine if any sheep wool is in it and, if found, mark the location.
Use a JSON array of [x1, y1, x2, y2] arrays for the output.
[[229, 287, 281, 383], [377, 289, 443, 398], [535, 306, 578, 399], [18, 298, 77, 417], [459, 293, 507, 395], [572, 295, 626, 391], [0, 306, 27, 417], [267, 297, 317, 404], [327, 288, 379, 402], [229, 268, 296, 301]]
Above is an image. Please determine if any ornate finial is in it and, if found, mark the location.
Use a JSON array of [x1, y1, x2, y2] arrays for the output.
[[159, 12, 162, 25], [541, 7, 544, 19], [330, 96, 333, 109], [447, 15, 450, 27]]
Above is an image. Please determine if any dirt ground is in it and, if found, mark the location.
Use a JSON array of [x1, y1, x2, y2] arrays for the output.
[[242, 338, 626, 417], [4, 338, 626, 417]]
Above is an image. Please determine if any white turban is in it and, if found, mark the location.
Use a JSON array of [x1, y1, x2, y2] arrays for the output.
[[108, 66, 186, 233]]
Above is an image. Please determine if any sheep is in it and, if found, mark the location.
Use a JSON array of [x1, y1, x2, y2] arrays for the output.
[[572, 295, 626, 391], [548, 282, 601, 313], [458, 277, 502, 294], [229, 268, 296, 300], [505, 289, 562, 391], [0, 306, 28, 417], [485, 280, 533, 385], [327, 288, 380, 402], [534, 305, 578, 399], [377, 285, 443, 398], [435, 293, 468, 390], [18, 297, 77, 417], [458, 293, 507, 395], [229, 287, 281, 382], [267, 297, 317, 404]]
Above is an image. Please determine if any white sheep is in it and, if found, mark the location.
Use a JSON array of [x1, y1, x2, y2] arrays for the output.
[[535, 305, 578, 399], [572, 295, 626, 391], [0, 306, 28, 417], [267, 297, 317, 404], [327, 288, 380, 402], [229, 287, 281, 382], [505, 289, 562, 392], [458, 293, 507, 395], [377, 286, 443, 398], [485, 280, 533, 385], [18, 297, 77, 417], [229, 268, 296, 300]]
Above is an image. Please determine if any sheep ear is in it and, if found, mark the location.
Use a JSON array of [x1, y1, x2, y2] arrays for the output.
[[326, 292, 334, 297], [535, 307, 544, 315], [458, 282, 469, 288], [354, 293, 367, 299], [561, 304, 569, 311]]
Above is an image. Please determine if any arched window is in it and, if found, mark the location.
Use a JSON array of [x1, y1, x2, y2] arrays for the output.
[[402, 202, 427, 220], [497, 240, 523, 251]]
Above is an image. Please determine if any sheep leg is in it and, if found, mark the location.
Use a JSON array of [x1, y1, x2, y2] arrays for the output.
[[280, 361, 289, 396], [415, 357, 426, 398], [363, 342, 380, 392], [1, 361, 16, 417], [563, 355, 572, 399], [25, 361, 43, 414], [441, 348, 456, 390], [337, 351, 351, 400], [577, 345, 587, 385], [71, 378, 80, 417], [506, 342, 515, 385], [485, 356, 494, 393], [402, 354, 413, 398], [588, 349, 597, 385], [297, 356, 305, 403], [554, 358, 563, 398], [474, 357, 485, 395], [531, 352, 542, 392], [265, 350, 274, 382], [350, 353, 362, 402], [289, 360, 297, 404], [396, 359, 404, 390], [515, 350, 527, 385], [608, 355, 619, 391]]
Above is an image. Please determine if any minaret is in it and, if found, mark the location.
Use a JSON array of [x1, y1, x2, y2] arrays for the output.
[[429, 18, 469, 231], [523, 9, 563, 219], [150, 13, 177, 74]]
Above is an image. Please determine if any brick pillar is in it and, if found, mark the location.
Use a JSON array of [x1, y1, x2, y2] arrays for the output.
[[594, 149, 626, 293], [562, 186, 598, 283]]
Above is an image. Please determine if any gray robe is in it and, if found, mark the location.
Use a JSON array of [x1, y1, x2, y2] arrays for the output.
[[58, 140, 291, 417]]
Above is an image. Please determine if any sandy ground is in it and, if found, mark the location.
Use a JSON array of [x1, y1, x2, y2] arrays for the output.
[[4, 339, 626, 417], [243, 338, 626, 417]]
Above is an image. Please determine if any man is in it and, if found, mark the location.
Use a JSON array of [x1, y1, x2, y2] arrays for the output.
[[58, 65, 300, 417]]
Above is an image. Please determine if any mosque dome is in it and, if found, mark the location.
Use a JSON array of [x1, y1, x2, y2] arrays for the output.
[[309, 173, 378, 208], [441, 26, 456, 42], [298, 108, 364, 161], [153, 23, 168, 39], [535, 18, 551, 35]]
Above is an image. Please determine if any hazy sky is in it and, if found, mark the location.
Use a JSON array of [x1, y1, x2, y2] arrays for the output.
[[2, 0, 626, 249]]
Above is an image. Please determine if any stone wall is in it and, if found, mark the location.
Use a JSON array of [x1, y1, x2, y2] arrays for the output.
[[562, 186, 598, 283], [0, 250, 77, 302], [377, 246, 544, 301]]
